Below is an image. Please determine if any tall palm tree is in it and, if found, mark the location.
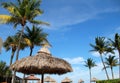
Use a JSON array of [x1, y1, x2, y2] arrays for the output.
[[0, 1, 49, 82], [22, 25, 50, 56], [103, 55, 118, 79], [0, 0, 49, 60], [109, 33, 120, 78], [84, 58, 96, 83], [90, 37, 114, 80], [3, 35, 26, 66], [0, 37, 3, 54], [0, 61, 12, 82], [0, 61, 12, 77]]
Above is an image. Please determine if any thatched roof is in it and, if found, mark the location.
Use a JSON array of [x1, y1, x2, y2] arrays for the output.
[[91, 77, 97, 82], [24, 74, 40, 80], [44, 76, 56, 82], [78, 79, 84, 83], [10, 46, 72, 83], [10, 47, 73, 75], [61, 77, 72, 83]]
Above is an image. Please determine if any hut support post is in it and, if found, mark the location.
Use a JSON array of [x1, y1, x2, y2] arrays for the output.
[[22, 74, 25, 83], [41, 73, 44, 83], [11, 71, 16, 83]]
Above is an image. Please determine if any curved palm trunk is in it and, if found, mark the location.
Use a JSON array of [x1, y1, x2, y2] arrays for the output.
[[30, 47, 33, 56], [10, 51, 15, 65], [89, 68, 92, 83], [100, 54, 109, 80], [12, 25, 25, 83], [110, 66, 114, 79], [16, 25, 24, 60], [118, 50, 120, 79]]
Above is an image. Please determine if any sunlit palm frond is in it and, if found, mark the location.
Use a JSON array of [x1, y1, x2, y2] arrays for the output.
[[24, 38, 31, 46], [2, 3, 15, 15], [30, 20, 50, 26], [0, 15, 19, 25]]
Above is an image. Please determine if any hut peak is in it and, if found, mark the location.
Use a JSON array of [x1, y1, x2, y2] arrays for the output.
[[38, 46, 51, 54]]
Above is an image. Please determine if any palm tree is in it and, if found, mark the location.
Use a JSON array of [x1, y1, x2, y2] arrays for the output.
[[84, 58, 96, 83], [0, 1, 49, 82], [0, 0, 49, 61], [0, 61, 12, 82], [3, 35, 26, 66], [0, 37, 3, 54], [109, 33, 120, 78], [103, 55, 118, 79], [22, 25, 50, 56], [90, 37, 114, 80]]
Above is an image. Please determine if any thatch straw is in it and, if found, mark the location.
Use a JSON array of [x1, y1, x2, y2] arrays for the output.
[[10, 46, 72, 83], [78, 79, 84, 83], [24, 74, 40, 80], [91, 77, 97, 82], [10, 52, 72, 74], [61, 77, 72, 83], [44, 76, 56, 82]]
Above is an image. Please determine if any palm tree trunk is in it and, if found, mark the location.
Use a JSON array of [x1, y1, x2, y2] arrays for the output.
[[100, 54, 109, 80], [89, 68, 91, 83], [111, 67, 114, 79], [118, 50, 120, 79], [12, 25, 25, 83], [30, 47, 33, 56], [16, 25, 24, 60], [10, 51, 15, 65]]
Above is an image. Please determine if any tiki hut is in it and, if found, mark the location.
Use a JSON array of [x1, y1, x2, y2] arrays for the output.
[[24, 74, 40, 83], [78, 79, 84, 83], [10, 46, 72, 83], [44, 76, 56, 83], [91, 77, 97, 82], [61, 77, 72, 83]]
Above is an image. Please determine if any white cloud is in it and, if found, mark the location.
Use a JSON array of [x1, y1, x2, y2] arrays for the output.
[[40, 0, 120, 30], [91, 52, 100, 57], [63, 57, 85, 65], [91, 50, 119, 58]]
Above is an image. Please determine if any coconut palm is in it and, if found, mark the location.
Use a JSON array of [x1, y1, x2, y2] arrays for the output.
[[84, 58, 96, 83], [0, 1, 49, 82], [0, 0, 49, 61], [0, 60, 12, 77], [109, 33, 120, 78], [0, 37, 3, 54], [90, 37, 114, 80], [3, 35, 26, 66], [0, 61, 12, 82], [22, 25, 50, 56], [103, 55, 118, 79]]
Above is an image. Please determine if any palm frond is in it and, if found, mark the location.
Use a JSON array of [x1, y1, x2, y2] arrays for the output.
[[30, 20, 50, 26], [0, 15, 19, 25]]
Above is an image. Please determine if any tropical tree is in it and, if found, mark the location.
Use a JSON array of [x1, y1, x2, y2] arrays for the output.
[[84, 58, 96, 83], [103, 55, 118, 79], [0, 61, 12, 81], [0, 1, 49, 82], [109, 33, 120, 78], [22, 25, 50, 56], [0, 37, 3, 54], [90, 37, 114, 80], [0, 0, 49, 61], [3, 35, 26, 65]]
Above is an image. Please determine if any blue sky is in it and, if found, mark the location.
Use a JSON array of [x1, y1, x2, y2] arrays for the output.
[[0, 0, 120, 83]]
